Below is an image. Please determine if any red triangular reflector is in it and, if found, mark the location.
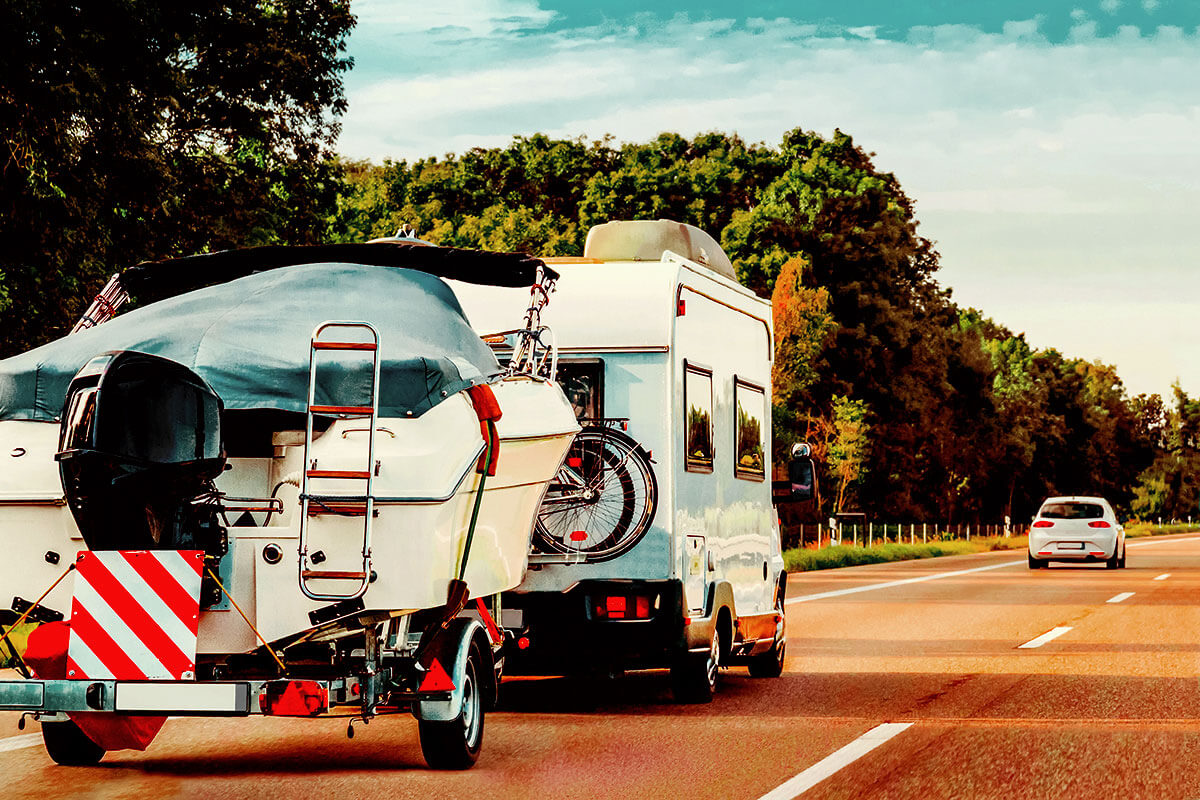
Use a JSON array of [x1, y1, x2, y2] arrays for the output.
[[418, 658, 456, 693]]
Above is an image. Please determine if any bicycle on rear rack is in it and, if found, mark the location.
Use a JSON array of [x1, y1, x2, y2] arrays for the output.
[[533, 419, 658, 562]]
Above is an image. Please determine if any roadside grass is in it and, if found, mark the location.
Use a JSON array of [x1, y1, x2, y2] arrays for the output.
[[1125, 522, 1200, 538], [0, 622, 37, 669], [784, 535, 1028, 572]]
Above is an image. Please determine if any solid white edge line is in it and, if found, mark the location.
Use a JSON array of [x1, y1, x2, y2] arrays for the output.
[[0, 733, 43, 753], [1106, 592, 1135, 604], [1018, 626, 1073, 649], [786, 560, 1021, 605], [1127, 535, 1200, 548], [757, 722, 914, 800], [1154, 573, 1171, 581]]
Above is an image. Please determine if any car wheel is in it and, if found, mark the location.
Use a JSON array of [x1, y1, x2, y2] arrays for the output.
[[1105, 551, 1119, 569], [42, 719, 105, 766], [418, 641, 485, 770], [671, 624, 721, 703], [1119, 545, 1127, 568], [1027, 553, 1043, 570]]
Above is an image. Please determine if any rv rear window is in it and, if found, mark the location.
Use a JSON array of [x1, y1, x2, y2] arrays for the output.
[[555, 360, 603, 420], [684, 363, 713, 473], [734, 379, 766, 481]]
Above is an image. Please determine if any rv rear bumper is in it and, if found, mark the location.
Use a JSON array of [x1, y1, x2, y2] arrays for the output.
[[503, 579, 690, 674]]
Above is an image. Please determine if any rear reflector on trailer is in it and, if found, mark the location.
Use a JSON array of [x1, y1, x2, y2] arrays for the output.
[[418, 659, 456, 693], [259, 680, 328, 717], [115, 682, 251, 714]]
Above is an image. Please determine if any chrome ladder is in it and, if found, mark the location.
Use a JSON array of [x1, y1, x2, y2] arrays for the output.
[[298, 321, 381, 601]]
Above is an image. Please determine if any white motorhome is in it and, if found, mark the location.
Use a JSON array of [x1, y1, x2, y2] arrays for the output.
[[451, 220, 787, 702]]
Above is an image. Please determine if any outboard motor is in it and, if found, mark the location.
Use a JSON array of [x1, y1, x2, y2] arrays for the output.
[[56, 351, 227, 555]]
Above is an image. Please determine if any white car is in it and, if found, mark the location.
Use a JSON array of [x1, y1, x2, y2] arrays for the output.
[[1028, 495, 1126, 569]]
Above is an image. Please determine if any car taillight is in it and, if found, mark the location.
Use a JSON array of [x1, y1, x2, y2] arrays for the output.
[[1088, 520, 1111, 528], [1032, 520, 1054, 528]]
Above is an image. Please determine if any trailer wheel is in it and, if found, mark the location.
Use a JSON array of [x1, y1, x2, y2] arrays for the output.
[[42, 719, 105, 766], [749, 595, 786, 679], [671, 625, 721, 704], [419, 641, 485, 770]]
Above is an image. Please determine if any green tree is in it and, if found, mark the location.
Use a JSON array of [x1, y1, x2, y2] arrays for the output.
[[829, 396, 870, 513], [0, 0, 355, 355]]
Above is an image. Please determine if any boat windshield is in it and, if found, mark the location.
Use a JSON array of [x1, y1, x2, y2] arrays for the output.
[[1040, 502, 1104, 520]]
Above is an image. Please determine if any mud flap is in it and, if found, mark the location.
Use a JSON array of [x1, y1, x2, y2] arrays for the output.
[[414, 618, 490, 723]]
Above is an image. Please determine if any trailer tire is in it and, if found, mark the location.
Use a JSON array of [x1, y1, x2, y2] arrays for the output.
[[671, 624, 721, 704], [42, 719, 105, 766], [419, 640, 485, 770]]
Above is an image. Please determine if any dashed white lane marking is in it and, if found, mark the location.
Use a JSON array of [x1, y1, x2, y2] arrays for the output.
[[1154, 574, 1171, 581], [756, 722, 914, 800], [1018, 626, 1074, 649], [786, 560, 1022, 605], [0, 733, 42, 753], [1107, 592, 1135, 604]]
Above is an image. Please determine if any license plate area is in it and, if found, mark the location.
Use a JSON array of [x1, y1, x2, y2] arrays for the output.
[[1059, 541, 1085, 550]]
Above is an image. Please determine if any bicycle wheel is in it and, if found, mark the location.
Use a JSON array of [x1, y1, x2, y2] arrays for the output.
[[534, 427, 657, 561]]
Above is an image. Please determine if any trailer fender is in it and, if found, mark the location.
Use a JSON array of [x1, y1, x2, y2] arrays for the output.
[[414, 618, 495, 723]]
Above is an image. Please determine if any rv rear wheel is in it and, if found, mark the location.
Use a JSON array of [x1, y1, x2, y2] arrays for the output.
[[748, 596, 786, 679], [42, 719, 106, 766], [418, 641, 485, 770], [671, 626, 721, 704]]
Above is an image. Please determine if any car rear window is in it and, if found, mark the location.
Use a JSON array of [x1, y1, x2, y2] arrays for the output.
[[1040, 502, 1104, 520]]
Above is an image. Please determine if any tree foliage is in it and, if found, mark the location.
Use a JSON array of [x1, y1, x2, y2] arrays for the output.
[[0, 0, 355, 355]]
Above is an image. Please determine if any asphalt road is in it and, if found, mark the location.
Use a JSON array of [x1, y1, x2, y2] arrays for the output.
[[4, 533, 1200, 799]]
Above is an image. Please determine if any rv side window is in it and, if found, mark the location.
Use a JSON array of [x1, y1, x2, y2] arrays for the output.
[[684, 362, 714, 473], [555, 360, 604, 420], [734, 378, 766, 481]]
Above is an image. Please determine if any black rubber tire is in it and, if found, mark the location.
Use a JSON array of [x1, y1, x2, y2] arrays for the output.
[[1105, 552, 1119, 569], [1119, 545, 1127, 568], [748, 594, 786, 679], [418, 642, 485, 770], [42, 719, 105, 766], [1027, 553, 1043, 570], [671, 625, 721, 704]]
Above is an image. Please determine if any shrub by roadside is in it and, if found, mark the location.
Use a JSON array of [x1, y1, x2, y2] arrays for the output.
[[0, 623, 37, 669], [1125, 523, 1200, 539]]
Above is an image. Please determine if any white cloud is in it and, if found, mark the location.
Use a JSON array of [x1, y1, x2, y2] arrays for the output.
[[337, 13, 1200, 396], [352, 0, 554, 38], [1142, 0, 1161, 11], [1100, 0, 1122, 14]]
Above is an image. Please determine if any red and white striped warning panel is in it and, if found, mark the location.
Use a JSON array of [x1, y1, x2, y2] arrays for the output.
[[66, 550, 203, 681]]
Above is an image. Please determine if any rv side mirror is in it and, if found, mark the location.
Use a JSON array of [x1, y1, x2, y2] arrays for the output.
[[772, 453, 815, 504]]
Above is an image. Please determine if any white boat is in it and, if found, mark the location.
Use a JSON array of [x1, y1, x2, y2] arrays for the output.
[[0, 241, 578, 769]]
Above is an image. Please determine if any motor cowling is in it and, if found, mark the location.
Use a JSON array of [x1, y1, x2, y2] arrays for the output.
[[56, 351, 227, 552]]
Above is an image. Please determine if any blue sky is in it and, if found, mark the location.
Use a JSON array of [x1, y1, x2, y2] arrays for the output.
[[337, 1, 1200, 399]]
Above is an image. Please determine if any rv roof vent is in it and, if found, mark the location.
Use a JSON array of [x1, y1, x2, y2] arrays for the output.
[[582, 220, 737, 282]]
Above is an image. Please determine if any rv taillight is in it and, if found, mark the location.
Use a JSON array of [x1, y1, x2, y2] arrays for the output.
[[605, 596, 626, 619], [259, 680, 328, 717], [1088, 520, 1111, 528], [1032, 520, 1054, 528], [677, 298, 686, 316], [635, 596, 651, 619]]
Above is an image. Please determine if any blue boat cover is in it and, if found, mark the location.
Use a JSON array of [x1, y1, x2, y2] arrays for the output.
[[0, 263, 504, 421]]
